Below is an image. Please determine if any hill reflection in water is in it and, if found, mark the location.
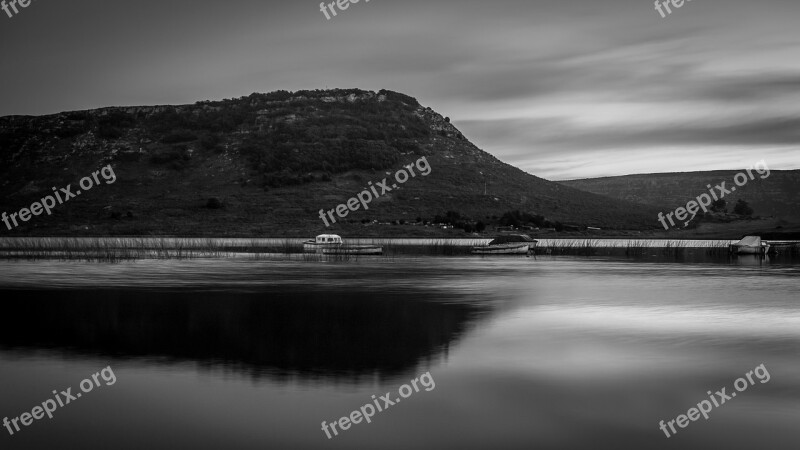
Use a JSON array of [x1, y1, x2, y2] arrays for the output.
[[0, 287, 492, 383]]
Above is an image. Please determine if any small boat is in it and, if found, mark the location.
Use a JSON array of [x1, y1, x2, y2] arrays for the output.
[[729, 236, 770, 255], [471, 234, 538, 255], [303, 234, 383, 255]]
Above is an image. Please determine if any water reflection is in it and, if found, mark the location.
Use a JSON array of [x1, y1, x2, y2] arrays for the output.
[[0, 256, 799, 449], [0, 288, 493, 383]]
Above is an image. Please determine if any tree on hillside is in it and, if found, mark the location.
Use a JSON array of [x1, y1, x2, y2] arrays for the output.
[[710, 199, 727, 213], [733, 199, 754, 216], [499, 210, 548, 228]]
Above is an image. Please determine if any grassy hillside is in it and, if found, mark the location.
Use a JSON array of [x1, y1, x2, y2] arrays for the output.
[[561, 171, 800, 220], [560, 170, 800, 238], [0, 89, 664, 237]]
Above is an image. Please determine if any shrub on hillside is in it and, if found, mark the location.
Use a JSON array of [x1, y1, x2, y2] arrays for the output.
[[150, 147, 191, 170], [97, 111, 136, 128], [54, 121, 90, 138], [97, 125, 124, 139], [161, 130, 198, 144], [499, 210, 549, 228], [206, 198, 223, 209], [710, 199, 727, 213], [199, 134, 221, 151], [734, 199, 754, 216]]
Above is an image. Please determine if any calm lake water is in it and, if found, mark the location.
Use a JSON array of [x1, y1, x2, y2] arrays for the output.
[[1, 254, 799, 449]]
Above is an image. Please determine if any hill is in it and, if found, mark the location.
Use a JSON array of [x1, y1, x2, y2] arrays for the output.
[[560, 171, 800, 219], [0, 89, 664, 237], [560, 170, 800, 237]]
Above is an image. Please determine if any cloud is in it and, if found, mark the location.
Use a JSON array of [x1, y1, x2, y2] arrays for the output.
[[1, 0, 800, 179]]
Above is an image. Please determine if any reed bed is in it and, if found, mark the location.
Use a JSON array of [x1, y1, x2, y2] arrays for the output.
[[0, 237, 240, 261], [704, 241, 731, 256], [534, 239, 740, 258], [767, 242, 800, 257], [0, 237, 795, 261], [0, 237, 381, 262], [537, 239, 603, 256], [371, 238, 482, 256]]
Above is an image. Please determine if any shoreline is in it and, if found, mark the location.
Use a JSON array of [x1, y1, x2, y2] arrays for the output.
[[1, 236, 797, 261]]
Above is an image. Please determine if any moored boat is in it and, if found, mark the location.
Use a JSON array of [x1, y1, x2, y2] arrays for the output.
[[471, 234, 537, 255], [729, 236, 770, 255], [303, 234, 383, 255]]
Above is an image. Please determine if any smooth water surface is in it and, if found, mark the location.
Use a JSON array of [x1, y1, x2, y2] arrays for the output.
[[1, 255, 798, 449]]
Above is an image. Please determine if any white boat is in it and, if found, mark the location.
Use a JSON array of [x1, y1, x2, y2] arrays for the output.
[[729, 236, 770, 255], [303, 234, 383, 255], [471, 234, 537, 255]]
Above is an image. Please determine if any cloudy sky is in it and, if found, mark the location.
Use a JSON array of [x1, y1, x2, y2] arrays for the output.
[[1, 0, 799, 180]]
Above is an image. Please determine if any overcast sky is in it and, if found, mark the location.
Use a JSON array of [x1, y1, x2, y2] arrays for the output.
[[1, 0, 799, 180]]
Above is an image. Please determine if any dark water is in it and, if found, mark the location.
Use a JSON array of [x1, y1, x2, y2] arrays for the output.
[[0, 255, 798, 449]]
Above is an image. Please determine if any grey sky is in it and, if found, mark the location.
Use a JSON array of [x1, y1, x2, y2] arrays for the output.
[[1, 0, 799, 179]]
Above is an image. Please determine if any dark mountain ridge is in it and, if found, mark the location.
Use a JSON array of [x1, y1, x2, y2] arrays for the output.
[[0, 89, 664, 236]]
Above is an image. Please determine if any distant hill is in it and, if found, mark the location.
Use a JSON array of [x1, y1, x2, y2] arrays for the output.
[[560, 170, 800, 222], [0, 89, 663, 236]]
